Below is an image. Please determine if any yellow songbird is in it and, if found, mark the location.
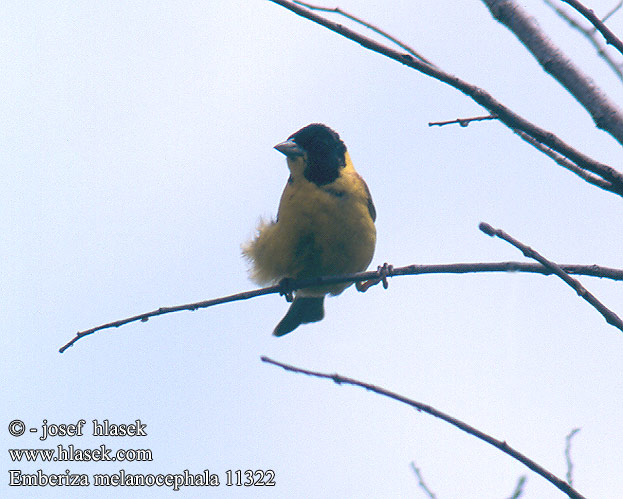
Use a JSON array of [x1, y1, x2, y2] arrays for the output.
[[243, 123, 376, 336]]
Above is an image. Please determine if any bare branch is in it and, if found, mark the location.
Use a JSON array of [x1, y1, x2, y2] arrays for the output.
[[429, 117, 620, 193], [410, 462, 437, 499], [268, 0, 623, 195], [432, 115, 620, 192], [293, 1, 434, 66], [428, 114, 498, 127], [565, 428, 581, 486], [389, 262, 623, 280], [482, 0, 623, 144], [261, 356, 589, 499], [512, 128, 619, 193], [560, 0, 623, 57], [543, 0, 623, 82], [59, 261, 623, 352], [59, 285, 281, 353], [480, 222, 623, 333]]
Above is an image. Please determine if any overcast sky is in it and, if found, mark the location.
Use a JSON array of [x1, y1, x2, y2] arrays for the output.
[[2, 1, 622, 498]]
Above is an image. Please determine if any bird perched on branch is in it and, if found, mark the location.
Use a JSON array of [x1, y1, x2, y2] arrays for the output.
[[243, 123, 376, 336]]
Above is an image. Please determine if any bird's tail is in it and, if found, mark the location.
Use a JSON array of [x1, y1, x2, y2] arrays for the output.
[[273, 296, 325, 337]]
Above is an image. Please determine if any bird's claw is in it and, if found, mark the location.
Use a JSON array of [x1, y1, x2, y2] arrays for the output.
[[379, 262, 393, 289], [278, 278, 295, 302], [356, 263, 393, 292]]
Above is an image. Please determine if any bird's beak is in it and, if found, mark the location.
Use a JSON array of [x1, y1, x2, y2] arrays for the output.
[[274, 139, 304, 157]]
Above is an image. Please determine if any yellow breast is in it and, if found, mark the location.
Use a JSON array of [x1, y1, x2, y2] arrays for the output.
[[243, 152, 376, 296]]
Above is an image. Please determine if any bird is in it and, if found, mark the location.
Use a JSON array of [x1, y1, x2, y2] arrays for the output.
[[242, 123, 376, 336]]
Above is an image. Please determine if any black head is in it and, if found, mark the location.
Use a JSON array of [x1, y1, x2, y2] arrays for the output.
[[287, 123, 347, 186]]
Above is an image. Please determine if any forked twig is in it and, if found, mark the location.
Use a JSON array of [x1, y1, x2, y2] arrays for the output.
[[269, 0, 623, 195], [261, 356, 588, 499], [59, 260, 623, 352], [560, 0, 623, 57], [513, 129, 618, 193], [480, 222, 623, 333], [543, 0, 623, 81], [482, 0, 623, 145], [293, 1, 434, 65]]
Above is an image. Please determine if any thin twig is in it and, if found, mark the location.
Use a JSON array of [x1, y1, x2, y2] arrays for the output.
[[410, 461, 437, 499], [543, 0, 623, 82], [59, 261, 623, 352], [565, 428, 581, 486], [602, 1, 623, 23], [561, 0, 623, 57], [389, 262, 623, 280], [293, 1, 435, 66], [261, 356, 589, 499], [480, 222, 623, 333], [428, 114, 498, 127], [507, 475, 527, 499], [513, 128, 618, 193], [59, 286, 280, 353], [268, 0, 623, 195]]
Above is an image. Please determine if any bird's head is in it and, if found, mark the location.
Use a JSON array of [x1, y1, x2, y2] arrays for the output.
[[274, 123, 347, 185]]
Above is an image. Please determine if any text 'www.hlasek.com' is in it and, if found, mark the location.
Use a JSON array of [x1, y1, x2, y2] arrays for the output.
[[7, 418, 275, 490]]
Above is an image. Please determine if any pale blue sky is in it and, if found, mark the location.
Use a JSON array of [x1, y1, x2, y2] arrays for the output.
[[2, 1, 622, 497]]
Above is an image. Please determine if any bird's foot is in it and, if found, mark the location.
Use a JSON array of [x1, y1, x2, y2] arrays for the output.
[[356, 263, 393, 292]]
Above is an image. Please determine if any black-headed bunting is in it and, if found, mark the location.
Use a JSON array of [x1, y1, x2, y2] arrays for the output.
[[242, 123, 376, 336]]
